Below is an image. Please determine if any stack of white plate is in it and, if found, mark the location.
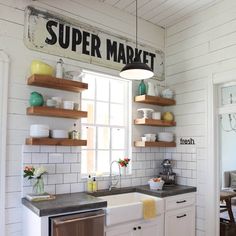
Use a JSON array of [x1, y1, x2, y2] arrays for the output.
[[158, 132, 174, 142], [30, 125, 49, 138], [51, 130, 68, 138]]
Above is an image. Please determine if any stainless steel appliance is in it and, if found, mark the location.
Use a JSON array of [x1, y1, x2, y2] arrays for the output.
[[50, 209, 105, 236], [159, 159, 176, 185]]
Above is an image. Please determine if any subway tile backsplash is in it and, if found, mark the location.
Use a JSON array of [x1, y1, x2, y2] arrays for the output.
[[22, 145, 197, 196]]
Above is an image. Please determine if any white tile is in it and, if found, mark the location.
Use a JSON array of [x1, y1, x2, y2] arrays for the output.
[[49, 153, 63, 163], [31, 153, 48, 163], [182, 153, 192, 161], [5, 208, 22, 224], [40, 145, 56, 153], [6, 161, 21, 176], [71, 183, 85, 193], [43, 164, 56, 174], [44, 185, 56, 195], [48, 174, 63, 184], [56, 184, 70, 194], [22, 153, 31, 163], [6, 222, 22, 235], [64, 173, 78, 183], [56, 164, 70, 173], [64, 153, 78, 163], [5, 192, 21, 208], [6, 176, 21, 192], [71, 163, 81, 173], [172, 153, 181, 161], [131, 178, 141, 186], [56, 146, 71, 153], [136, 153, 146, 161], [182, 169, 192, 178], [22, 145, 40, 153]]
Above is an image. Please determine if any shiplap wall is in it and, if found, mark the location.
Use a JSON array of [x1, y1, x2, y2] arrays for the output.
[[0, 0, 165, 235], [165, 0, 236, 235]]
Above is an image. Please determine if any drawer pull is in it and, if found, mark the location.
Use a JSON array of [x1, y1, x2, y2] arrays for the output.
[[176, 200, 187, 204], [133, 227, 137, 231], [138, 226, 142, 230], [177, 214, 187, 219]]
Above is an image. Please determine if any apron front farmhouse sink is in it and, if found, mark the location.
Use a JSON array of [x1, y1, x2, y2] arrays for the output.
[[99, 192, 164, 226]]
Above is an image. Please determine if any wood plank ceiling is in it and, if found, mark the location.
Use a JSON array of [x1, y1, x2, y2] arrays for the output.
[[97, 0, 221, 27]]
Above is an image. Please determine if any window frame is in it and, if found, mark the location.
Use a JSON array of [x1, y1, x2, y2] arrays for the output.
[[81, 70, 132, 176]]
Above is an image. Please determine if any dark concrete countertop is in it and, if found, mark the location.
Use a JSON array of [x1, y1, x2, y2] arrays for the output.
[[22, 185, 196, 217], [22, 192, 107, 217], [91, 184, 197, 198]]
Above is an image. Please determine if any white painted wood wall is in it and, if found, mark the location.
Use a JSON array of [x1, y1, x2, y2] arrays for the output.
[[165, 0, 236, 235], [0, 1, 165, 235]]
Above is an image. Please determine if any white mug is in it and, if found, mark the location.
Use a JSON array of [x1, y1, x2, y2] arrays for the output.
[[152, 112, 161, 120]]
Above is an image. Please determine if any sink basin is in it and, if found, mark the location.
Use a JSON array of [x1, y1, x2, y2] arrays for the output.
[[99, 192, 164, 226]]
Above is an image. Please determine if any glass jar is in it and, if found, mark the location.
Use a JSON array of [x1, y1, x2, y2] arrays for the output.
[[33, 177, 45, 195]]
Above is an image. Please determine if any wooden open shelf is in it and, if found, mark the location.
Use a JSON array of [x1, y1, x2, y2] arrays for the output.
[[27, 106, 87, 119], [28, 74, 88, 92], [134, 118, 176, 127], [134, 95, 175, 106], [134, 141, 176, 148], [26, 138, 87, 146]]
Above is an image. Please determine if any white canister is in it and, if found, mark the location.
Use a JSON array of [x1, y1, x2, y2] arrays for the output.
[[147, 82, 156, 96], [51, 97, 62, 108], [152, 112, 161, 120]]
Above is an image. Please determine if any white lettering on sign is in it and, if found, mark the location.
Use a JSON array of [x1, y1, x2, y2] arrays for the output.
[[24, 6, 165, 80]]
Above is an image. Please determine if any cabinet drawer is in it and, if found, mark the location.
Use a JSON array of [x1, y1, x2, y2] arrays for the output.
[[165, 193, 195, 211]]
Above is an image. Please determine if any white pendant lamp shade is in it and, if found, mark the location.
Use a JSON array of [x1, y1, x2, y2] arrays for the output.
[[119, 60, 154, 80], [119, 0, 154, 80]]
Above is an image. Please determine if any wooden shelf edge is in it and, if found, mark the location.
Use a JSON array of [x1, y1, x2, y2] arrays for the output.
[[27, 74, 88, 92], [26, 138, 87, 146], [27, 106, 87, 119], [134, 141, 176, 147], [134, 118, 176, 127], [134, 95, 176, 106]]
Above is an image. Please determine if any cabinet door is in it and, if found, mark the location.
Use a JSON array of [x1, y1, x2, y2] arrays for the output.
[[139, 216, 164, 236], [105, 223, 135, 236], [165, 206, 195, 236]]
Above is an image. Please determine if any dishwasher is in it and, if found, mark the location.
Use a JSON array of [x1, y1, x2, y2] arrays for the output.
[[49, 209, 105, 236]]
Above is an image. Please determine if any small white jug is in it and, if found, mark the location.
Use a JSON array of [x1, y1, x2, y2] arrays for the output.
[[147, 82, 155, 96]]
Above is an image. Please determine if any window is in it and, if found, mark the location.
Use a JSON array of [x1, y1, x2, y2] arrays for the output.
[[81, 70, 131, 175]]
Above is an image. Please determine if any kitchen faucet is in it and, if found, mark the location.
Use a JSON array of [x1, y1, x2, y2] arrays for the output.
[[108, 160, 121, 191]]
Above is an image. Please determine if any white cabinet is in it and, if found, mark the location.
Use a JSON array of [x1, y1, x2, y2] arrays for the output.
[[105, 215, 164, 236], [164, 193, 195, 236]]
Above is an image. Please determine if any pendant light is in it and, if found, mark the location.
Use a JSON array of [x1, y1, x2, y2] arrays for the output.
[[119, 0, 154, 80]]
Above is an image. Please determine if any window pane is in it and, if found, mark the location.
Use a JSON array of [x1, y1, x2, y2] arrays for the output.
[[111, 151, 125, 173], [110, 80, 124, 103], [96, 102, 109, 125], [81, 101, 94, 124], [81, 126, 96, 149], [97, 151, 110, 174], [97, 127, 110, 149], [82, 75, 95, 100], [81, 150, 95, 174], [112, 128, 125, 149], [96, 77, 109, 101], [110, 104, 124, 126]]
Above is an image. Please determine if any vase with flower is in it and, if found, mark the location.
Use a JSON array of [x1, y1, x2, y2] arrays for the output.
[[23, 166, 47, 195], [118, 158, 130, 176]]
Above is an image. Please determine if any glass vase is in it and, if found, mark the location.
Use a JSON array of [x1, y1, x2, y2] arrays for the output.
[[33, 177, 45, 195], [120, 167, 128, 176]]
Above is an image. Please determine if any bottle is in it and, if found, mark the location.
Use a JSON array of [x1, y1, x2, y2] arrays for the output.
[[71, 123, 79, 140], [56, 58, 64, 78], [87, 175, 93, 193], [92, 177, 97, 192], [138, 80, 146, 95]]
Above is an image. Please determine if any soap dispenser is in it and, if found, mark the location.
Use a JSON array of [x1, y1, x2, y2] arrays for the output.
[[87, 175, 93, 193], [92, 177, 97, 192]]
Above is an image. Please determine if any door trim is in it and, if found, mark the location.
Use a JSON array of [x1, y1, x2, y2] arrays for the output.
[[0, 50, 9, 235]]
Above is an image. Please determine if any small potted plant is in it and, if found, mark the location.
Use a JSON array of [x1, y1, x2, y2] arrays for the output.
[[24, 166, 47, 195], [118, 157, 130, 175]]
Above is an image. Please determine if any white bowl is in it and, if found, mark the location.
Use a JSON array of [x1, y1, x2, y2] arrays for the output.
[[144, 133, 156, 142], [63, 101, 74, 110], [158, 132, 174, 142], [30, 124, 49, 131], [30, 130, 49, 138], [148, 180, 164, 190], [161, 89, 174, 99], [51, 130, 68, 138]]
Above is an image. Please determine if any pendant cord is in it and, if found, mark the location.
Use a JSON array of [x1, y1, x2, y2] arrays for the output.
[[136, 0, 138, 49]]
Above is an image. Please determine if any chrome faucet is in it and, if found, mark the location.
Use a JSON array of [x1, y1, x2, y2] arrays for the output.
[[108, 160, 121, 191]]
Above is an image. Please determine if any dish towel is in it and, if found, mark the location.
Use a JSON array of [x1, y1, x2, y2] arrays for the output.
[[142, 199, 156, 219]]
